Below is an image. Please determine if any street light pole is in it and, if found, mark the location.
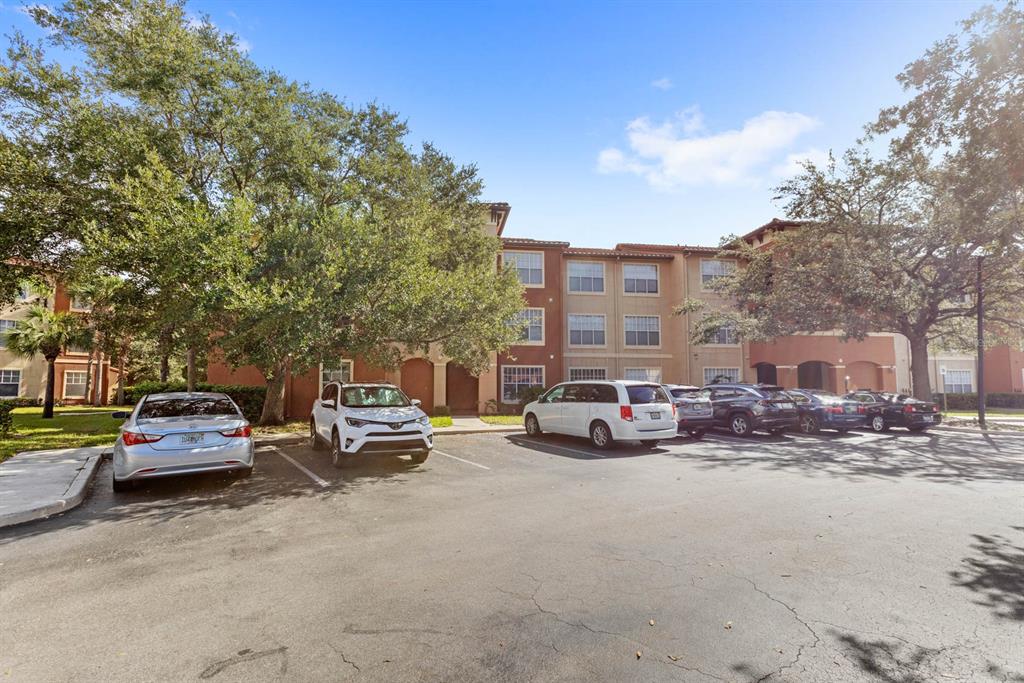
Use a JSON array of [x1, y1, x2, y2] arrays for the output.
[[976, 254, 986, 429]]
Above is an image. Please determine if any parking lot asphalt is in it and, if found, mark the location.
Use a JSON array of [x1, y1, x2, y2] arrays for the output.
[[1, 428, 1022, 682]]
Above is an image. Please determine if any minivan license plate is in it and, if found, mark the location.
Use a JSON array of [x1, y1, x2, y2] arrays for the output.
[[180, 433, 204, 445], [649, 412, 661, 420]]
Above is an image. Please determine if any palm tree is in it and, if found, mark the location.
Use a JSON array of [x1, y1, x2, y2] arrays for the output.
[[6, 306, 91, 418]]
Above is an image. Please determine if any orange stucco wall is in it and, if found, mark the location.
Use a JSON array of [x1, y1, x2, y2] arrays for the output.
[[748, 335, 898, 392], [984, 345, 1024, 393]]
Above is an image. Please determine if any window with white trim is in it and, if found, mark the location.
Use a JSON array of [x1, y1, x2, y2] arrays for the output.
[[624, 367, 662, 383], [703, 367, 740, 385], [568, 314, 606, 346], [513, 308, 544, 343], [503, 251, 543, 286], [320, 360, 353, 392], [0, 320, 16, 348], [502, 365, 544, 403], [567, 261, 604, 293], [943, 369, 972, 394], [569, 367, 607, 381], [69, 296, 91, 311], [0, 369, 20, 397], [623, 264, 658, 294], [700, 259, 735, 286], [708, 324, 738, 345], [624, 315, 660, 346], [63, 370, 88, 398]]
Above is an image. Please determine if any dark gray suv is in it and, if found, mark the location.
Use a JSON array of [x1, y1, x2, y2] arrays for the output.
[[702, 383, 800, 436]]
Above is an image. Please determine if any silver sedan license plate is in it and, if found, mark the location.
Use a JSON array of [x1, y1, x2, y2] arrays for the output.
[[180, 433, 205, 445]]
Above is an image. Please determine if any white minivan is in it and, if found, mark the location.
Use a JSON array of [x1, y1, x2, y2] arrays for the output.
[[522, 380, 677, 449]]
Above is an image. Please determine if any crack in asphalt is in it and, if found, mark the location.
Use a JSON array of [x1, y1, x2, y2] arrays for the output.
[[732, 576, 822, 682], [515, 572, 727, 682]]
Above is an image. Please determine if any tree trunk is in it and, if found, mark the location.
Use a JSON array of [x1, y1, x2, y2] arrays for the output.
[[93, 350, 103, 406], [83, 349, 94, 406], [42, 358, 56, 419], [259, 363, 288, 426], [186, 348, 197, 393], [908, 334, 932, 400], [116, 352, 126, 406], [159, 353, 169, 382]]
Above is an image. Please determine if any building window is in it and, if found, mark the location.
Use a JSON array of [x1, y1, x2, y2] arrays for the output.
[[69, 296, 91, 311], [320, 359, 353, 393], [943, 369, 972, 394], [0, 320, 16, 349], [623, 264, 658, 294], [624, 367, 662, 383], [700, 259, 735, 287], [514, 308, 544, 344], [63, 370, 88, 398], [0, 369, 20, 397], [569, 367, 607, 381], [567, 261, 605, 293], [624, 315, 660, 346], [502, 365, 544, 403], [708, 324, 738, 345], [568, 314, 606, 346], [503, 251, 543, 286], [703, 367, 741, 385]]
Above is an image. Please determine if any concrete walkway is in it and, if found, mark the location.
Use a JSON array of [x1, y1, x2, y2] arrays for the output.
[[0, 446, 107, 529]]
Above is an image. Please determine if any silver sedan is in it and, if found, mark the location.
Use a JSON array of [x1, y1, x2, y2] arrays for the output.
[[111, 392, 254, 492]]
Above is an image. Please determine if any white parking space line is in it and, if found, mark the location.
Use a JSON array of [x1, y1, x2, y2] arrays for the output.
[[512, 436, 608, 458], [268, 446, 330, 488], [433, 449, 491, 470]]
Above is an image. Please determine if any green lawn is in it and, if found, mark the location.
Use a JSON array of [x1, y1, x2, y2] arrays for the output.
[[479, 415, 523, 425], [943, 409, 1023, 417], [1, 408, 129, 462]]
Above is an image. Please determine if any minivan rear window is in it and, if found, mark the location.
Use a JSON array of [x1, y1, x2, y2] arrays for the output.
[[139, 397, 240, 419], [627, 385, 669, 405]]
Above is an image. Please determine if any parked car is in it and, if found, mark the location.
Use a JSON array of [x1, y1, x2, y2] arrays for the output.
[[310, 382, 432, 467], [702, 383, 799, 437], [787, 389, 867, 434], [664, 384, 713, 438], [523, 380, 677, 450], [843, 391, 942, 432], [111, 392, 254, 492]]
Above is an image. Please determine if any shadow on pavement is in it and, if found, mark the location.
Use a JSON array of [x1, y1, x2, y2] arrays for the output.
[[0, 447, 424, 545], [670, 430, 1024, 485], [950, 526, 1024, 622], [505, 433, 661, 459]]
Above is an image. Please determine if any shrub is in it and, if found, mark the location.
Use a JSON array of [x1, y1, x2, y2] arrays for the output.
[[933, 392, 1024, 410], [432, 404, 451, 417], [123, 382, 267, 422], [0, 397, 41, 408], [0, 402, 13, 437]]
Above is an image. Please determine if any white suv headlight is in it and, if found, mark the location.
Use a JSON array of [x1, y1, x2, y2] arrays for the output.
[[346, 417, 368, 428], [417, 416, 430, 426]]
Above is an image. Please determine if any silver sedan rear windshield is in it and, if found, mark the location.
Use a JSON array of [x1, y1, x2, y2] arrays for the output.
[[627, 385, 670, 405], [138, 398, 240, 419]]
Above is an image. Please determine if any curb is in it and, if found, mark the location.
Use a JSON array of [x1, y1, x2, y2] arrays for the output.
[[932, 426, 1024, 437], [0, 452, 105, 529], [255, 426, 525, 445]]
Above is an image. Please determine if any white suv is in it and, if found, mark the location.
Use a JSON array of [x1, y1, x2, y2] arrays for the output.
[[522, 380, 677, 449], [310, 383, 433, 467]]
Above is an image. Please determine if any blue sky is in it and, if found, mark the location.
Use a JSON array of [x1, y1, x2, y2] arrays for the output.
[[3, 0, 984, 246]]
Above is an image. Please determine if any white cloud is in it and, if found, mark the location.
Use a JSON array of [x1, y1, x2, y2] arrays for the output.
[[651, 77, 673, 91], [771, 148, 830, 178], [597, 107, 820, 189]]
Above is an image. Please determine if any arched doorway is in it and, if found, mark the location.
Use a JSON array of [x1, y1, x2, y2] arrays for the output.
[[400, 358, 434, 415], [797, 361, 834, 391], [846, 360, 881, 392], [754, 362, 778, 385], [446, 364, 479, 415]]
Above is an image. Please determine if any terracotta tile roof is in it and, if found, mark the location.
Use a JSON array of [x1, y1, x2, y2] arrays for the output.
[[563, 247, 675, 260], [613, 243, 720, 255], [501, 237, 570, 247], [739, 218, 804, 243]]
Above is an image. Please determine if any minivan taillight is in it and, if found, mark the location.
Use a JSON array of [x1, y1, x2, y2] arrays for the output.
[[620, 405, 634, 421], [122, 431, 163, 446], [221, 425, 253, 438]]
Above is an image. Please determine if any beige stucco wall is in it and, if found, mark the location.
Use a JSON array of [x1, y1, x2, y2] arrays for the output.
[[1, 293, 54, 400]]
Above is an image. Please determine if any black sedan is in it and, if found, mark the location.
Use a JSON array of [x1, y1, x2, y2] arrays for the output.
[[844, 391, 943, 432], [664, 384, 714, 438], [787, 389, 868, 434]]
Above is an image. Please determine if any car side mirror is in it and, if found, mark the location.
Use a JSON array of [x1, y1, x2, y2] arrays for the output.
[[111, 411, 129, 419], [320, 401, 335, 409], [411, 399, 422, 407]]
